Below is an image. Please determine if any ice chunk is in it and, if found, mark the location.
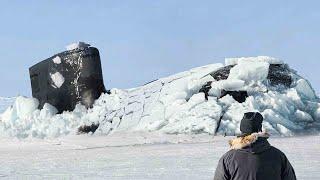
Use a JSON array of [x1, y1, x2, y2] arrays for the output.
[[209, 80, 245, 96], [225, 56, 283, 66], [0, 106, 16, 123], [66, 42, 90, 51], [50, 72, 65, 88], [295, 79, 316, 99], [295, 110, 313, 122], [40, 103, 58, 118], [187, 93, 206, 107], [315, 106, 320, 120], [52, 56, 61, 64], [262, 109, 301, 131], [15, 96, 39, 119], [218, 95, 236, 105], [228, 61, 270, 82], [220, 80, 245, 90], [276, 124, 293, 136], [208, 86, 221, 97]]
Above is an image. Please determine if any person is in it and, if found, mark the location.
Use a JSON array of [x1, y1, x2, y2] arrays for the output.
[[213, 112, 296, 180]]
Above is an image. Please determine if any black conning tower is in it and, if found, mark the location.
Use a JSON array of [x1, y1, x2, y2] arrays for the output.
[[29, 46, 106, 113]]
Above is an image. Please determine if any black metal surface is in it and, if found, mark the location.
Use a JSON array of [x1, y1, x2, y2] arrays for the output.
[[78, 123, 100, 134], [220, 90, 248, 103], [210, 65, 235, 81], [199, 81, 213, 100], [29, 47, 106, 113], [267, 64, 292, 87]]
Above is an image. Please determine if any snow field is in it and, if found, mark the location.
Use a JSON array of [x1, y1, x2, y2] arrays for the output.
[[0, 133, 318, 179]]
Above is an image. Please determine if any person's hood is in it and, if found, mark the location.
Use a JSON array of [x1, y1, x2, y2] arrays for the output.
[[229, 131, 271, 154]]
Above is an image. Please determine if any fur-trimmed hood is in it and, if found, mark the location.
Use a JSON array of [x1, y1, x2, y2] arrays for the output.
[[214, 131, 297, 180], [229, 131, 270, 150]]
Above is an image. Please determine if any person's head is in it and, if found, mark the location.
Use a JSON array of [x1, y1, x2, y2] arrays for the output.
[[238, 112, 263, 137]]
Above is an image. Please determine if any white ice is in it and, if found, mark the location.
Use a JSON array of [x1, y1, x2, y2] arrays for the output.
[[228, 61, 270, 82], [50, 72, 65, 88], [52, 56, 61, 64], [225, 56, 283, 66], [66, 42, 91, 51]]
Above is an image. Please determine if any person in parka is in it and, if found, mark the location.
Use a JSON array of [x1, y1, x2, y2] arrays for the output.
[[214, 112, 296, 180]]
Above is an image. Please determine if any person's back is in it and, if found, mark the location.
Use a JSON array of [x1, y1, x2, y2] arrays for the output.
[[214, 112, 296, 180]]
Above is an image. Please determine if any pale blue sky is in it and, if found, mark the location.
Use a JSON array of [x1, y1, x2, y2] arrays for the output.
[[0, 0, 319, 97]]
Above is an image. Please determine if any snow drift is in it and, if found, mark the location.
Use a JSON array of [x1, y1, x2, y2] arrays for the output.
[[0, 56, 319, 138]]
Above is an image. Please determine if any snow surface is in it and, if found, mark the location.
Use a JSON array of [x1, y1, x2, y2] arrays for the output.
[[0, 56, 319, 138], [0, 133, 318, 179], [225, 56, 283, 66], [50, 72, 65, 88], [66, 42, 90, 51]]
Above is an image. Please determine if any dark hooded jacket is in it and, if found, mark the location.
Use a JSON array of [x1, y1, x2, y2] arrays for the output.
[[214, 132, 296, 180]]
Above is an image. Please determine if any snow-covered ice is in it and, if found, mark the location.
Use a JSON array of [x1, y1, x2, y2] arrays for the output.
[[228, 60, 269, 82], [225, 56, 283, 66], [0, 133, 317, 179], [66, 42, 91, 51], [0, 56, 319, 138], [50, 72, 65, 88]]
